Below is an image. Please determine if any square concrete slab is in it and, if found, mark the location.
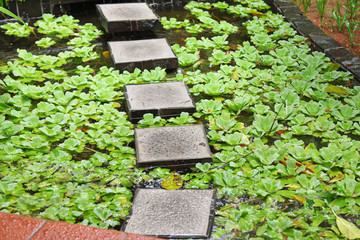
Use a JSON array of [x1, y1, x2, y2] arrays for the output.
[[122, 189, 216, 239], [124, 81, 196, 121], [96, 3, 161, 33], [108, 38, 178, 72], [135, 124, 212, 168]]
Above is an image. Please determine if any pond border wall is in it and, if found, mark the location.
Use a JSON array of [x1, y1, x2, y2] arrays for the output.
[[266, 0, 360, 82]]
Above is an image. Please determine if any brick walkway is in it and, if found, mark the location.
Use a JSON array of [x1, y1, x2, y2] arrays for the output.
[[0, 212, 163, 240]]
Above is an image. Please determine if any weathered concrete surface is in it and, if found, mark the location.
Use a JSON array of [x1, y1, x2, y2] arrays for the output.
[[96, 3, 161, 33], [309, 33, 341, 51], [108, 38, 178, 72], [135, 124, 212, 168], [124, 81, 195, 121], [123, 189, 216, 239]]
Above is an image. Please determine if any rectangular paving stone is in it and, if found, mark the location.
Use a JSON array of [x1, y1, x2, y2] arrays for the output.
[[124, 81, 196, 121], [135, 124, 212, 168], [309, 33, 341, 51], [291, 19, 323, 37], [348, 64, 360, 81], [283, 14, 323, 37], [273, 0, 294, 8], [325, 47, 360, 68], [281, 5, 303, 16], [122, 189, 216, 239], [108, 38, 178, 72], [96, 3, 161, 33]]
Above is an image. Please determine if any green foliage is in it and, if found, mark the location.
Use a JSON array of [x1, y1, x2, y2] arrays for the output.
[[167, 112, 196, 126], [35, 37, 56, 49], [332, 4, 349, 32], [161, 17, 190, 29], [185, 24, 203, 35], [1, 22, 32, 37], [209, 50, 231, 65], [178, 51, 200, 68], [137, 114, 166, 128], [2, 2, 360, 239], [317, 0, 327, 25], [252, 113, 282, 137]]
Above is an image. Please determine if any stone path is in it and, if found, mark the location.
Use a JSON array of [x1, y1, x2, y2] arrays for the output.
[[98, 2, 177, 72], [97, 3, 215, 238], [124, 81, 214, 237]]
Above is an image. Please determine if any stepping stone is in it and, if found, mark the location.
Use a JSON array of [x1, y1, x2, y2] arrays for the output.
[[122, 189, 216, 239], [108, 38, 178, 72], [124, 81, 195, 122], [134, 124, 212, 168], [96, 3, 161, 33]]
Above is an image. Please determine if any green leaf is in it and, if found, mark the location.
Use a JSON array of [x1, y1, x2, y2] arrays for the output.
[[336, 216, 360, 239], [326, 84, 349, 95], [195, 162, 211, 172], [93, 207, 112, 221]]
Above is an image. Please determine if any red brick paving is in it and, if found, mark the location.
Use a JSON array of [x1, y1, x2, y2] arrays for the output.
[[0, 212, 46, 240], [0, 212, 163, 240], [31, 220, 127, 240]]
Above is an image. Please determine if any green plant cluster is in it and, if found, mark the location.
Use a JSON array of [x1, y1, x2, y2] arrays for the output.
[[162, 1, 243, 36], [162, 0, 360, 239], [1, 14, 103, 49]]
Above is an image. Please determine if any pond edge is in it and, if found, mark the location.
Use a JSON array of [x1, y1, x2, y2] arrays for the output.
[[267, 0, 360, 82]]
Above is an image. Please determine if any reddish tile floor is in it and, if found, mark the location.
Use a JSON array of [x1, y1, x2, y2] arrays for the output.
[[0, 212, 163, 240]]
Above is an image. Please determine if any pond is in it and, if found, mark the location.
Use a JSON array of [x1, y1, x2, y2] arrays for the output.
[[0, 0, 360, 239]]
